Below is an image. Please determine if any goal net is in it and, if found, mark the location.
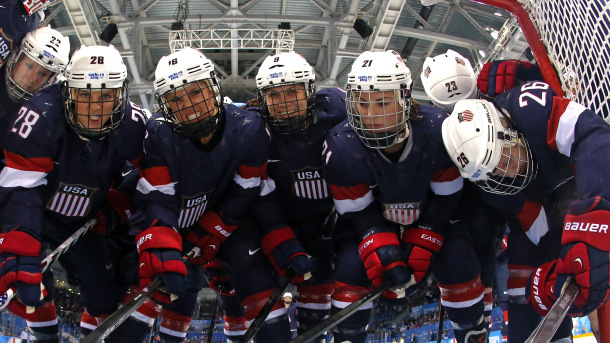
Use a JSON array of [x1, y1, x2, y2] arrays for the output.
[[479, 0, 610, 122]]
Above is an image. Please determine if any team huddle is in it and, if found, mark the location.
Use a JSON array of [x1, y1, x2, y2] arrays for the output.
[[0, 1, 609, 343]]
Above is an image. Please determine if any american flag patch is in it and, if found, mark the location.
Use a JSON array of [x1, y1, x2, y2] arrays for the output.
[[46, 183, 97, 217], [423, 66, 431, 78], [458, 110, 474, 122], [291, 167, 329, 200], [455, 57, 466, 66], [383, 202, 420, 225], [178, 192, 212, 228]]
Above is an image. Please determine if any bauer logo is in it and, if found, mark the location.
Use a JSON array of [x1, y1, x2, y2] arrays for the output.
[[383, 202, 420, 225], [291, 166, 329, 200], [46, 183, 98, 217]]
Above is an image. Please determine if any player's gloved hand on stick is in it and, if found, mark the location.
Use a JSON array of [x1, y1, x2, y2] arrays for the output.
[[136, 224, 187, 302], [203, 259, 235, 296], [401, 226, 444, 285], [184, 211, 237, 264], [0, 227, 45, 307], [527, 197, 610, 316], [477, 60, 542, 97], [359, 226, 410, 288], [261, 226, 312, 283], [91, 188, 134, 235]]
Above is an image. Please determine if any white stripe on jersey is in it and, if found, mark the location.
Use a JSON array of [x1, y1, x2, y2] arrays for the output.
[[524, 205, 549, 245], [555, 101, 586, 157], [260, 177, 276, 196], [233, 173, 261, 189], [440, 293, 484, 309], [430, 176, 463, 196], [331, 299, 373, 310], [159, 326, 187, 338], [0, 167, 48, 188], [333, 189, 374, 215], [136, 177, 175, 195]]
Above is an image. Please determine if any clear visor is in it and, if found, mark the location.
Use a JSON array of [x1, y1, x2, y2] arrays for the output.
[[476, 126, 537, 195]]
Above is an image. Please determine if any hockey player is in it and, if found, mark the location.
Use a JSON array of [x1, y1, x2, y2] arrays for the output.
[[0, 0, 39, 70], [0, 44, 146, 342], [107, 47, 270, 343], [420, 50, 507, 342], [441, 86, 610, 342], [250, 51, 346, 342], [323, 50, 463, 343]]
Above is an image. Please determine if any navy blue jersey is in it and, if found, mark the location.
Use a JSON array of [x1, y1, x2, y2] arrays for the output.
[[324, 104, 463, 237], [0, 66, 21, 152], [0, 83, 147, 238], [0, 0, 37, 68], [266, 87, 346, 222], [134, 104, 270, 232], [478, 81, 610, 243]]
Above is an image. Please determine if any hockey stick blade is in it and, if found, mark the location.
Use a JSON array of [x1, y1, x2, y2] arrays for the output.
[[82, 246, 201, 343], [288, 279, 393, 343], [0, 218, 96, 312], [524, 277, 579, 343]]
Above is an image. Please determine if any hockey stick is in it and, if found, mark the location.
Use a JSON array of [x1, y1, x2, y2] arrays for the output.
[[436, 303, 444, 343], [207, 288, 221, 343], [287, 279, 394, 343], [81, 246, 201, 343], [524, 277, 579, 343], [0, 218, 97, 312], [244, 210, 337, 342]]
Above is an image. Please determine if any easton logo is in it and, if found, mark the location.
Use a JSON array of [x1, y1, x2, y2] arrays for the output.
[[383, 202, 420, 225], [178, 191, 214, 229], [291, 167, 329, 200], [47, 183, 98, 217]]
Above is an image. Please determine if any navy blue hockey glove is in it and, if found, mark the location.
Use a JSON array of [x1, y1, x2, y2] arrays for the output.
[[136, 225, 187, 303], [91, 189, 134, 235], [359, 227, 410, 288], [401, 227, 443, 285], [477, 60, 542, 97], [261, 226, 312, 283], [203, 259, 235, 296], [0, 228, 45, 307], [527, 197, 610, 316], [185, 211, 237, 264]]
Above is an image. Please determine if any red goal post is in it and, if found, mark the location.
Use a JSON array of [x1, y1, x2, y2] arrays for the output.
[[472, 0, 610, 340]]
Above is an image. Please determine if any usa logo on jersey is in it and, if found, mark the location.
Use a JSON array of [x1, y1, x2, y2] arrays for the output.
[[178, 191, 213, 228], [0, 29, 14, 68], [383, 202, 420, 225], [291, 167, 329, 200], [46, 183, 98, 217]]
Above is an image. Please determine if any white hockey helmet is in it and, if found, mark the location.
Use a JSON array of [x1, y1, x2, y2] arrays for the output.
[[154, 47, 224, 140], [441, 99, 537, 195], [421, 50, 477, 112], [283, 292, 292, 298], [63, 45, 129, 140], [346, 50, 413, 149], [255, 51, 316, 134], [5, 26, 70, 103]]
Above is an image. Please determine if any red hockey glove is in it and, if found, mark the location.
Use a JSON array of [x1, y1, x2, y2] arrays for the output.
[[22, 0, 64, 16], [136, 226, 187, 303], [525, 260, 559, 316], [0, 229, 44, 307], [359, 227, 410, 288], [401, 227, 444, 284], [527, 197, 610, 316], [184, 211, 237, 264], [202, 259, 235, 296], [91, 189, 134, 235], [477, 60, 542, 97], [261, 227, 312, 284]]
